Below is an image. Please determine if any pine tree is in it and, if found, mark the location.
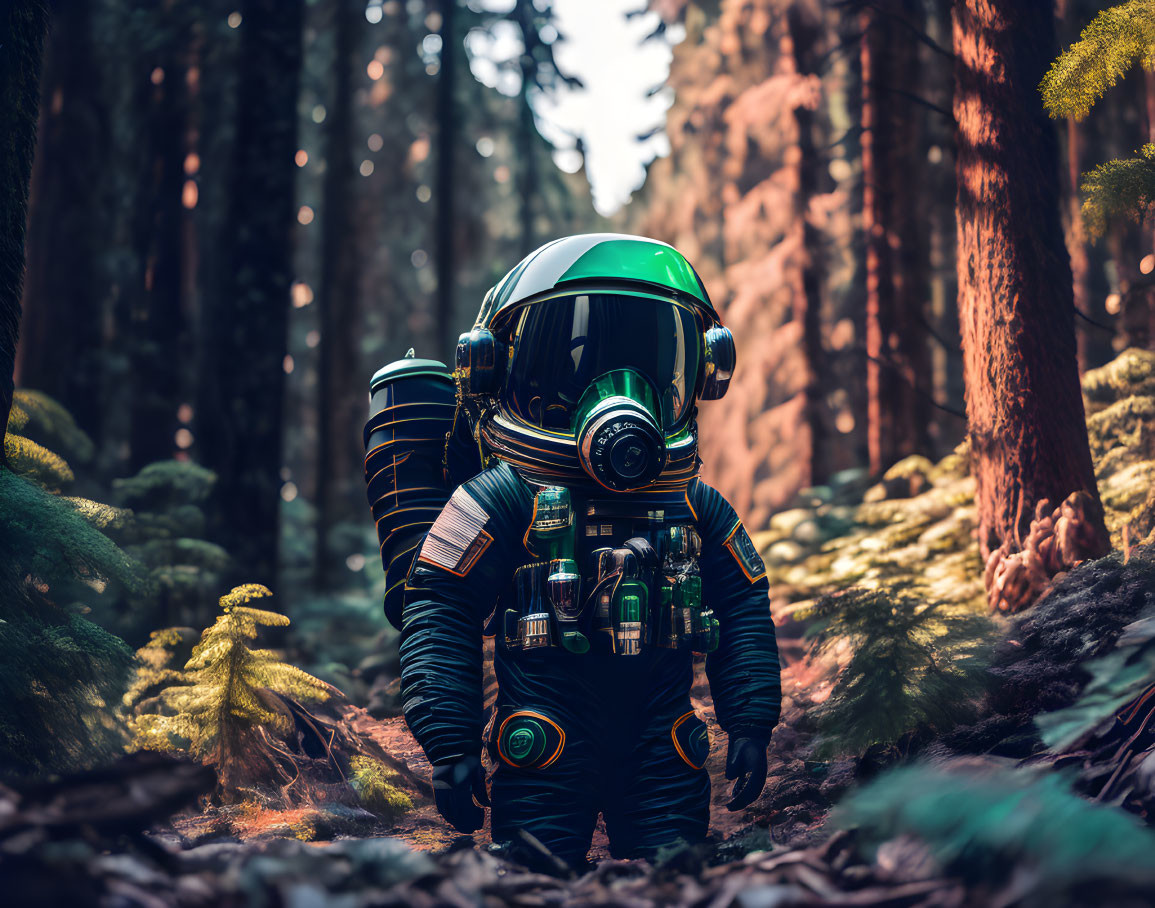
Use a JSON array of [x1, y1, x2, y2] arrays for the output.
[[805, 587, 993, 757], [1042, 1, 1155, 121], [130, 584, 331, 795], [954, 0, 1110, 588], [1042, 2, 1155, 238], [0, 417, 142, 777]]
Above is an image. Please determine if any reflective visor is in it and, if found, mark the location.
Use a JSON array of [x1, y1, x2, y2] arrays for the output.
[[505, 293, 701, 432]]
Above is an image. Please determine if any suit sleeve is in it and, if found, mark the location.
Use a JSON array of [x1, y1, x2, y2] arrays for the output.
[[691, 479, 781, 741], [399, 464, 532, 766]]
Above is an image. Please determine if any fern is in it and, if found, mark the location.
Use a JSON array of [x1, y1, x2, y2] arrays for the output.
[[805, 588, 994, 758], [1041, 0, 1155, 120]]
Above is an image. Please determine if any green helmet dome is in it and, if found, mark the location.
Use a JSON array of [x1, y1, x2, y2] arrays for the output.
[[475, 233, 719, 331]]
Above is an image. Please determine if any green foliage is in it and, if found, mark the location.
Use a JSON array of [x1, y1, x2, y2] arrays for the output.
[[1083, 347, 1155, 409], [1037, 601, 1155, 751], [805, 588, 994, 757], [1041, 0, 1155, 120], [348, 755, 414, 819], [130, 585, 330, 791], [836, 763, 1155, 892], [1041, 3, 1155, 239], [0, 468, 143, 603], [62, 496, 133, 530], [106, 460, 228, 638], [10, 389, 95, 465], [123, 626, 197, 712], [0, 415, 143, 777], [0, 598, 134, 777], [112, 459, 216, 510], [3, 432, 74, 489], [1079, 144, 1155, 240], [128, 538, 232, 573]]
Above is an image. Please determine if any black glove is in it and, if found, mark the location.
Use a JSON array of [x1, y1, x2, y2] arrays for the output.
[[725, 736, 769, 812], [431, 754, 490, 833]]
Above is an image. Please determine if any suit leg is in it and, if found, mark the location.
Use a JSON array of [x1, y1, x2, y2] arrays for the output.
[[602, 705, 711, 859]]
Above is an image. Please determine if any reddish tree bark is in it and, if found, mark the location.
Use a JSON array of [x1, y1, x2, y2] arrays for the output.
[[789, 0, 828, 487], [861, 0, 933, 476], [952, 0, 1108, 578]]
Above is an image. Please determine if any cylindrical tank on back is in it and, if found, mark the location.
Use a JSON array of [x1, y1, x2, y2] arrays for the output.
[[363, 354, 482, 629]]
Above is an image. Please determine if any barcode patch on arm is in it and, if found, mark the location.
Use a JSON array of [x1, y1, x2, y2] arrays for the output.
[[418, 487, 493, 576]]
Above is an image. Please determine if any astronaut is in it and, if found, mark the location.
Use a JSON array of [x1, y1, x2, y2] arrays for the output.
[[381, 234, 780, 868]]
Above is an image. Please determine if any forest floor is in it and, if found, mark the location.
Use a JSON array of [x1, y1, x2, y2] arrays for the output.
[[8, 350, 1155, 905]]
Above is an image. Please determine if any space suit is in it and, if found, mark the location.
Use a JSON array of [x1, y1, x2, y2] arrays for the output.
[[365, 234, 780, 868]]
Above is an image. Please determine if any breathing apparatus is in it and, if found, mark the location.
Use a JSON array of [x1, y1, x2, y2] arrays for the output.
[[455, 234, 736, 494], [364, 234, 735, 652]]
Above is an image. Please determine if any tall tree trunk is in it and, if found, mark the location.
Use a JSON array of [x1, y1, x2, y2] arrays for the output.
[[789, 0, 827, 487], [514, 0, 538, 256], [315, 0, 358, 590], [0, 0, 50, 458], [435, 0, 457, 360], [16, 1, 103, 441], [952, 0, 1108, 584], [129, 15, 189, 470], [861, 0, 932, 476], [196, 0, 303, 585]]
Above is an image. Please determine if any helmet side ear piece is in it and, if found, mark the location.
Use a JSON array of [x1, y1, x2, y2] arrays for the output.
[[456, 327, 506, 397], [699, 325, 735, 401]]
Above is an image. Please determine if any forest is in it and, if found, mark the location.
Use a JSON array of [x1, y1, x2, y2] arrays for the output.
[[5, 0, 1155, 904]]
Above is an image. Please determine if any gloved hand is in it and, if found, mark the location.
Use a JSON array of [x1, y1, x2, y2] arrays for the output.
[[431, 754, 490, 833], [725, 736, 769, 812]]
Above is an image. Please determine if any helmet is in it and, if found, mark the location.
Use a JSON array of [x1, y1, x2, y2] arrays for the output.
[[456, 234, 735, 493]]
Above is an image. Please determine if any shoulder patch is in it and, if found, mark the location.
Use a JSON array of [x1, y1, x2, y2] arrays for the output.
[[417, 486, 494, 576], [723, 522, 767, 583]]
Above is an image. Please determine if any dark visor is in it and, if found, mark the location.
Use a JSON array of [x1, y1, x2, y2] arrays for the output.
[[505, 293, 701, 432]]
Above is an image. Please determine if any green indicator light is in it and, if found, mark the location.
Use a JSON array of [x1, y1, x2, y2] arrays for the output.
[[504, 718, 547, 765], [508, 728, 535, 759]]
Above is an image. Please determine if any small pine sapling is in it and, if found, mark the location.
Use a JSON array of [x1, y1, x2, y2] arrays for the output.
[[805, 587, 994, 758], [130, 584, 331, 797]]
